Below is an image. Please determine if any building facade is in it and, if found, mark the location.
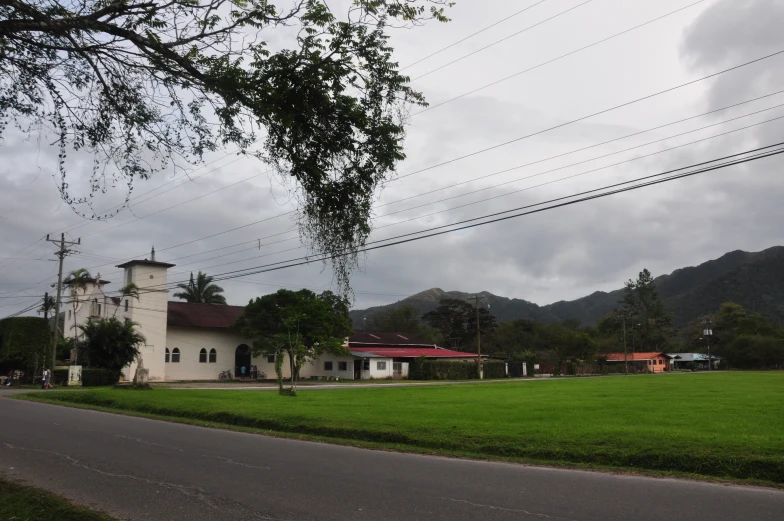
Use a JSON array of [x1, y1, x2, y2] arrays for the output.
[[63, 259, 478, 381]]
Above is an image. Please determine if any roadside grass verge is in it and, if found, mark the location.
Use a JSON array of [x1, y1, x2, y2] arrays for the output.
[[0, 478, 114, 521], [20, 372, 784, 484]]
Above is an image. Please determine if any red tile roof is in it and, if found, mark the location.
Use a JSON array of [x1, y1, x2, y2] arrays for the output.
[[602, 352, 671, 361], [350, 347, 478, 358], [167, 301, 244, 329]]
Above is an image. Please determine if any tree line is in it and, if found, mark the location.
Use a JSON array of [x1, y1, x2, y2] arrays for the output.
[[362, 269, 784, 371]]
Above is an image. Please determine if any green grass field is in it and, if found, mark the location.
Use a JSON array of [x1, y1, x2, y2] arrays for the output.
[[0, 478, 114, 521], [22, 373, 784, 484]]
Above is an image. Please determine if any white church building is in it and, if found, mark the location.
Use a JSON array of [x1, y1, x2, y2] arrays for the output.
[[61, 258, 478, 382]]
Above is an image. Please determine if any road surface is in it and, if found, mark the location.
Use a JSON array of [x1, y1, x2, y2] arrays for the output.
[[1, 396, 782, 521]]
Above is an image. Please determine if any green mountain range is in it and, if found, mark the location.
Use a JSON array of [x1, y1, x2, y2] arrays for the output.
[[350, 246, 784, 328]]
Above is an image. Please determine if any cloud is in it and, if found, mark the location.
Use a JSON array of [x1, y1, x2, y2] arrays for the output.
[[2, 0, 784, 315]]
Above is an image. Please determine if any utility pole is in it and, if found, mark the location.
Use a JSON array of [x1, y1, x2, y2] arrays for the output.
[[46, 233, 80, 371], [620, 312, 628, 375], [469, 295, 484, 379], [702, 317, 713, 371]]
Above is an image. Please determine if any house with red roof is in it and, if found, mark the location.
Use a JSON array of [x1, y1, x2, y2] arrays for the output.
[[601, 352, 672, 373], [64, 258, 478, 381]]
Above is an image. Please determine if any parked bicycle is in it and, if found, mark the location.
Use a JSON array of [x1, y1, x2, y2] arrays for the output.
[[218, 369, 233, 380]]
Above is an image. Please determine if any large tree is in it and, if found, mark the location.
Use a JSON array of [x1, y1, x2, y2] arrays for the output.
[[422, 298, 496, 349], [619, 269, 674, 352], [0, 0, 451, 293], [234, 288, 352, 394], [173, 271, 227, 304], [363, 304, 443, 343]]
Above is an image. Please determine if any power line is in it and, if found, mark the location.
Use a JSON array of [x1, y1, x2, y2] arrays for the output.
[[80, 168, 273, 240], [31, 0, 720, 263], [128, 142, 784, 293], [401, 0, 552, 71], [84, 95, 784, 283], [70, 87, 784, 283], [0, 0, 714, 288], [375, 108, 784, 222], [414, 0, 711, 116], [412, 0, 595, 81], [379, 88, 784, 208], [1, 300, 42, 319], [404, 47, 784, 178], [205, 144, 784, 284]]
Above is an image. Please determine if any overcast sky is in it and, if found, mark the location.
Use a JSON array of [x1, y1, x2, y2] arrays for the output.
[[2, 0, 784, 316]]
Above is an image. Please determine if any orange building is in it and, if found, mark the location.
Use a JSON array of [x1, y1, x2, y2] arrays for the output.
[[602, 352, 671, 373]]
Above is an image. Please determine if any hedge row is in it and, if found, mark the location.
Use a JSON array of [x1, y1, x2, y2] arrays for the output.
[[408, 358, 506, 380], [50, 368, 120, 387], [82, 368, 122, 387]]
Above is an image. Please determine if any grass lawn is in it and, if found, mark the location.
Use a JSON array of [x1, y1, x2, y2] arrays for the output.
[[0, 478, 114, 521], [21, 372, 784, 484]]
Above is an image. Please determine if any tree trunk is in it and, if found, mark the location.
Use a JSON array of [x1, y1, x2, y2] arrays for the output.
[[289, 353, 296, 392]]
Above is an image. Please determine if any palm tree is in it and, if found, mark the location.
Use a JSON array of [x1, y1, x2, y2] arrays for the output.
[[114, 282, 140, 316], [37, 294, 56, 318], [65, 268, 92, 343], [173, 271, 227, 305], [77, 317, 145, 375]]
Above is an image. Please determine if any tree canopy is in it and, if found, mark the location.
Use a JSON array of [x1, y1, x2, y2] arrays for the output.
[[0, 316, 50, 375], [619, 268, 674, 351], [234, 288, 352, 394], [1, 0, 451, 294], [77, 316, 145, 378], [362, 304, 443, 343], [422, 298, 497, 349], [173, 271, 227, 305]]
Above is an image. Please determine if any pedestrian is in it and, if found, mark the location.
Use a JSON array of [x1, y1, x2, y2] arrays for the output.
[[41, 367, 47, 389], [251, 365, 257, 380], [4, 369, 12, 387], [240, 365, 246, 380], [44, 367, 52, 389]]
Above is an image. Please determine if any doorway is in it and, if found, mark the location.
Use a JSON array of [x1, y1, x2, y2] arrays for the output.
[[353, 360, 362, 380], [235, 344, 251, 378]]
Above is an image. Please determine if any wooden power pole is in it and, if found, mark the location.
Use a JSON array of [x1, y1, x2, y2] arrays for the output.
[[469, 295, 484, 379], [46, 233, 80, 370]]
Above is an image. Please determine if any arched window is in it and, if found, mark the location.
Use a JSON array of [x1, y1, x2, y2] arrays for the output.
[[199, 348, 207, 363], [165, 348, 170, 363], [172, 348, 180, 363], [209, 348, 217, 363]]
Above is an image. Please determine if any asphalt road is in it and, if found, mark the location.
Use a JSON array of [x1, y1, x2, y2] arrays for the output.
[[1, 397, 782, 521]]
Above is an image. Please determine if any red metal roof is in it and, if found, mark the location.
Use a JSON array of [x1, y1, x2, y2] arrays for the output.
[[602, 352, 671, 361], [350, 347, 478, 358], [167, 301, 244, 329]]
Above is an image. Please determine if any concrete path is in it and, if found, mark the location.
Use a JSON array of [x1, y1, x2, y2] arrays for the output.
[[1, 397, 782, 521]]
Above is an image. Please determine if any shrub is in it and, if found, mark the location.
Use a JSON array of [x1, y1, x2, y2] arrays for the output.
[[52, 369, 68, 386], [82, 368, 121, 387], [483, 361, 506, 379], [408, 359, 506, 380]]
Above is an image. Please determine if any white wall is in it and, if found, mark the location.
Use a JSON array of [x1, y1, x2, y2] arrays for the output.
[[61, 282, 109, 342], [125, 264, 169, 381], [300, 353, 357, 380], [164, 326, 292, 381]]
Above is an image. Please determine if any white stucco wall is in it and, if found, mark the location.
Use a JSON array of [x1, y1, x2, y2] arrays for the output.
[[300, 353, 358, 380], [124, 264, 170, 381], [163, 326, 290, 381]]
